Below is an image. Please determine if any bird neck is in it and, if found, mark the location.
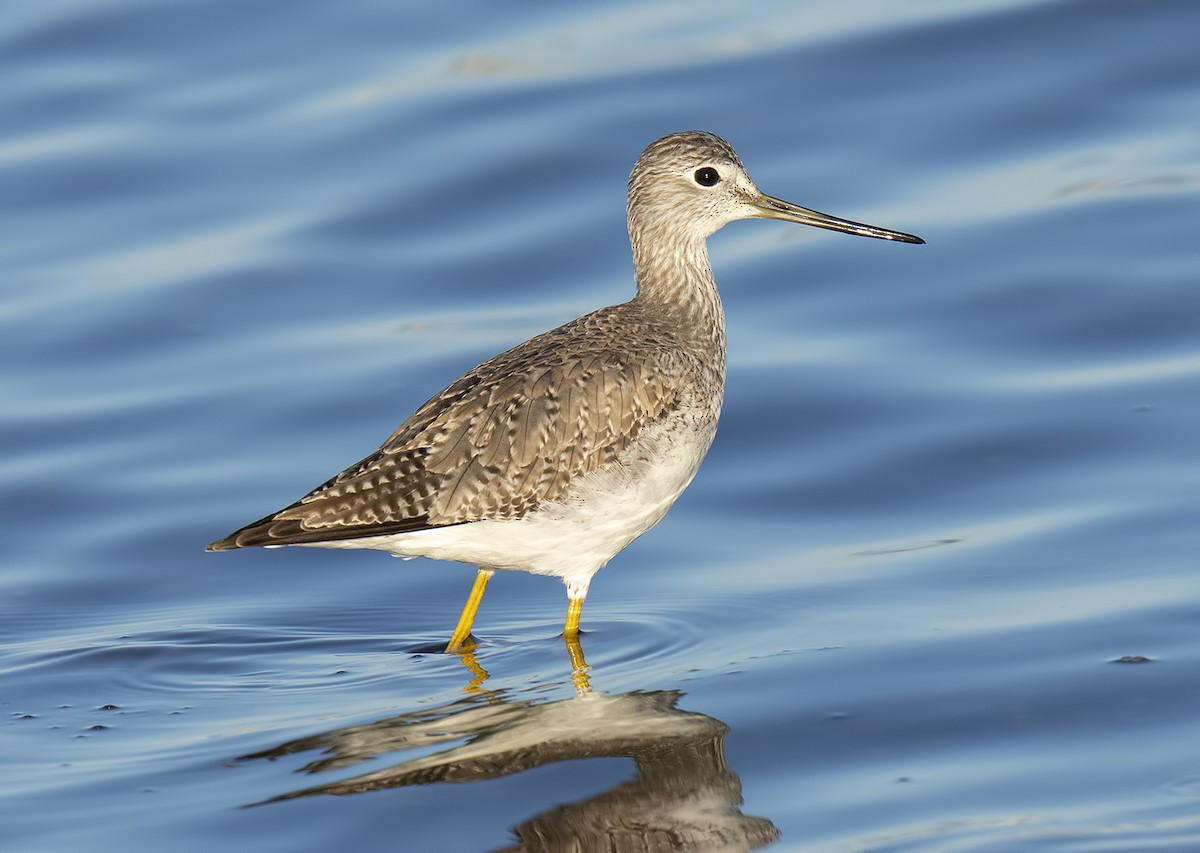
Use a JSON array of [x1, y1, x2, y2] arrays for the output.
[[628, 223, 727, 354]]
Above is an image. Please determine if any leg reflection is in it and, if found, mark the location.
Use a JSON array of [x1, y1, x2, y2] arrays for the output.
[[446, 630, 591, 696], [452, 644, 491, 693], [565, 632, 591, 695]]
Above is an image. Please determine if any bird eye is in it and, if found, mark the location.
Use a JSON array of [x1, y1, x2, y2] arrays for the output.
[[693, 167, 721, 187]]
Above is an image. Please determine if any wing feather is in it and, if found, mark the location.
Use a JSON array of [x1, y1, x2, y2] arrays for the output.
[[206, 310, 686, 551]]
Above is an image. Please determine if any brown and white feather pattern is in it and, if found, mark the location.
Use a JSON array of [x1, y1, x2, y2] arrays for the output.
[[207, 301, 720, 553]]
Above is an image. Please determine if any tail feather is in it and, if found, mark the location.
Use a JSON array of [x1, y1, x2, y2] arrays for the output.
[[205, 512, 441, 551]]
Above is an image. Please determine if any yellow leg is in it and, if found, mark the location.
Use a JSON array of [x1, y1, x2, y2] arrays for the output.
[[564, 597, 583, 639], [445, 568, 492, 653]]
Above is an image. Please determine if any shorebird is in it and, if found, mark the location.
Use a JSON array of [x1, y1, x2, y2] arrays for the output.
[[207, 131, 923, 654]]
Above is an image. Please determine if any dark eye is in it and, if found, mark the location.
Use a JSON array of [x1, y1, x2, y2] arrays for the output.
[[694, 167, 721, 187]]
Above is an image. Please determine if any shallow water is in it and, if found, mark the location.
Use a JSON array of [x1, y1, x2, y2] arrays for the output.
[[4, 1, 1200, 850]]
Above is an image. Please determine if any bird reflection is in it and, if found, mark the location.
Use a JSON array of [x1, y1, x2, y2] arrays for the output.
[[239, 640, 778, 850]]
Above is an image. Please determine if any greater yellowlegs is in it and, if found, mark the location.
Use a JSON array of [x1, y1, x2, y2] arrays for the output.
[[207, 131, 923, 652]]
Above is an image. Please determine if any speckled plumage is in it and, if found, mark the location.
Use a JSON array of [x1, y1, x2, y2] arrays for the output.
[[209, 307, 707, 547], [207, 131, 922, 645]]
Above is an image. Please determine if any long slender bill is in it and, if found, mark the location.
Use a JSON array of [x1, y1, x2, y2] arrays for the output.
[[753, 193, 924, 244]]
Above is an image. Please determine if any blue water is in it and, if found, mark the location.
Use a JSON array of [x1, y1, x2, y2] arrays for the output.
[[4, 1, 1199, 849]]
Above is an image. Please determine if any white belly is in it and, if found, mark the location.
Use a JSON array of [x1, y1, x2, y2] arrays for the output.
[[303, 415, 717, 599]]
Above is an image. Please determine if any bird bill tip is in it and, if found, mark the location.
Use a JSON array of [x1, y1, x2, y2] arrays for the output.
[[753, 194, 923, 245]]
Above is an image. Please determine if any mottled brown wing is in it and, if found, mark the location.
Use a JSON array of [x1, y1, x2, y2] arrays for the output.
[[206, 319, 682, 550]]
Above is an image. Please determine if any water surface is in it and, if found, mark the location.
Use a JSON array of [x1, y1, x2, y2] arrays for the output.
[[4, 1, 1200, 849]]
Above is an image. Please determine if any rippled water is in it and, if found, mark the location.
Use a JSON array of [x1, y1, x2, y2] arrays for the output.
[[4, 1, 1199, 850]]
